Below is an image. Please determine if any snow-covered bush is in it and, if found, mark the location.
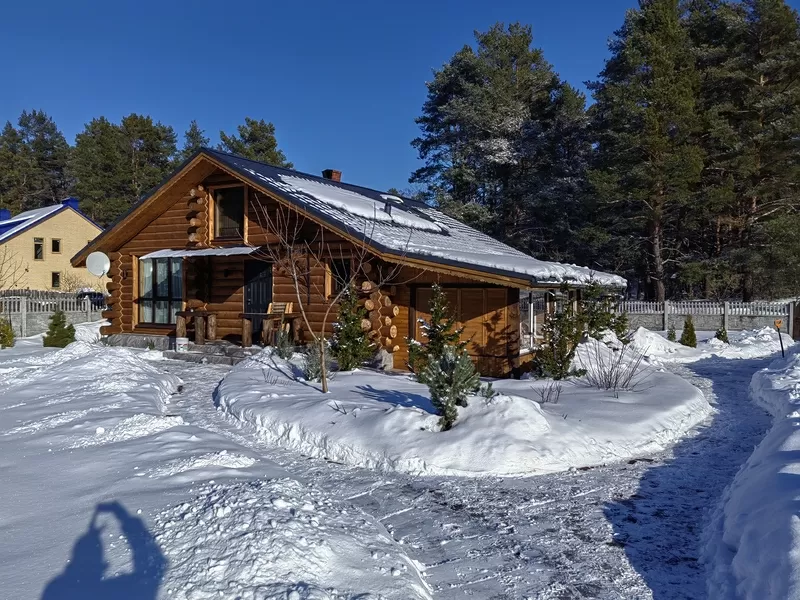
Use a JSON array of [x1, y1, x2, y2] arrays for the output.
[[578, 339, 650, 398], [330, 285, 373, 371], [407, 283, 465, 381], [680, 315, 697, 347], [43, 310, 75, 348], [303, 339, 333, 383], [0, 318, 13, 348], [715, 326, 729, 344], [423, 347, 480, 431]]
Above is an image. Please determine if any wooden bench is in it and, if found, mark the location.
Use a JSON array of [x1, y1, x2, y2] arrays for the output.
[[175, 310, 217, 345], [239, 302, 298, 347]]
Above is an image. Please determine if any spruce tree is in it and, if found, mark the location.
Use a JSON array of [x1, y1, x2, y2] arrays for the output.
[[179, 120, 210, 161], [407, 284, 465, 379], [43, 311, 75, 348], [422, 347, 480, 431], [679, 315, 697, 347], [589, 0, 703, 301], [331, 285, 374, 371], [218, 118, 292, 167]]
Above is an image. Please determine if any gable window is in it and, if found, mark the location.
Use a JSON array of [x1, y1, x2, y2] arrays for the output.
[[326, 258, 351, 298], [138, 258, 183, 325], [51, 239, 61, 253], [51, 272, 61, 288], [214, 186, 245, 239], [34, 238, 44, 260]]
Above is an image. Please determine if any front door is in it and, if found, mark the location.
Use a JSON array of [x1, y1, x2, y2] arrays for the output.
[[244, 261, 272, 339]]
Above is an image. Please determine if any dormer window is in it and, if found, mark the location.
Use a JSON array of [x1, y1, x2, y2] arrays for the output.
[[213, 186, 245, 239]]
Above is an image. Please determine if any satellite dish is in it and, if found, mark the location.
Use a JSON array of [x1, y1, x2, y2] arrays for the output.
[[86, 252, 111, 277]]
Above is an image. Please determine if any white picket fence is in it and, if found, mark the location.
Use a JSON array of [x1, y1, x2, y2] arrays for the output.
[[0, 291, 107, 337], [618, 300, 789, 317]]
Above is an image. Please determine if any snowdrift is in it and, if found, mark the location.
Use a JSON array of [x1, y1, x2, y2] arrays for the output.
[[704, 348, 800, 600], [216, 345, 709, 476]]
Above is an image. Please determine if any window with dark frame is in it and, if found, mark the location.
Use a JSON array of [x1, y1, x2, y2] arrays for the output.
[[214, 186, 245, 239], [34, 238, 44, 260], [51, 239, 61, 253], [138, 258, 183, 325], [51, 272, 60, 288], [329, 258, 351, 297]]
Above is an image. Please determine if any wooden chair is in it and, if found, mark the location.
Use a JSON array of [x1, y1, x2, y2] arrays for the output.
[[262, 301, 294, 344]]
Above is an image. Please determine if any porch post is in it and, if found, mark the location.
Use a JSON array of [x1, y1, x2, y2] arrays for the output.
[[194, 315, 205, 345]]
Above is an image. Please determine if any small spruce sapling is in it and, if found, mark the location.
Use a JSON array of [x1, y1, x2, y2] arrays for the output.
[[533, 302, 586, 380], [714, 326, 729, 344], [422, 347, 481, 431], [43, 310, 75, 348], [330, 285, 373, 370], [304, 338, 333, 383], [667, 324, 676, 342], [679, 315, 697, 348], [581, 282, 628, 340], [0, 318, 14, 349], [407, 283, 466, 380]]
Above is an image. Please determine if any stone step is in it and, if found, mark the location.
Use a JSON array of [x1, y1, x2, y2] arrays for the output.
[[163, 350, 240, 366], [186, 342, 261, 360]]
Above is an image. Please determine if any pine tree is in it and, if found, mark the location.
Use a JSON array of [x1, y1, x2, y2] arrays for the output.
[[43, 310, 75, 348], [533, 302, 585, 379], [589, 0, 703, 301], [679, 315, 697, 347], [179, 120, 210, 161], [331, 285, 374, 371], [219, 118, 292, 167], [422, 347, 480, 431], [667, 324, 677, 341], [407, 284, 465, 378], [0, 318, 14, 349]]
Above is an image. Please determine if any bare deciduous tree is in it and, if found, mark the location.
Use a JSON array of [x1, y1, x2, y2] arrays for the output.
[[248, 193, 419, 393], [0, 246, 25, 293]]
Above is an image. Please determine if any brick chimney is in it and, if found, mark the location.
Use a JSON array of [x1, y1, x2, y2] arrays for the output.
[[321, 169, 342, 182], [61, 197, 80, 211], [0, 208, 10, 221]]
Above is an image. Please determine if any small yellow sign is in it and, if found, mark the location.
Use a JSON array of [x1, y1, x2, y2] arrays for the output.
[[775, 319, 784, 329]]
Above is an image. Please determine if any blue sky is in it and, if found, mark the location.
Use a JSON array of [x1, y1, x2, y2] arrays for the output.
[[2, 0, 798, 192]]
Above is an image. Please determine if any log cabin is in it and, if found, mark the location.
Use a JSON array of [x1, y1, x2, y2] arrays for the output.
[[71, 148, 625, 377]]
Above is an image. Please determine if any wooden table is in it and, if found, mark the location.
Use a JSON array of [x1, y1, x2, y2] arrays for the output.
[[176, 310, 217, 345], [239, 312, 303, 347]]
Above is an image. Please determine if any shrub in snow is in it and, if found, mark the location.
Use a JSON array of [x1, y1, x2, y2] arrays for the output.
[[272, 318, 294, 360], [667, 324, 677, 342], [43, 310, 75, 348], [423, 347, 480, 431], [0, 318, 13, 349], [578, 339, 650, 398], [581, 282, 628, 341], [714, 326, 729, 344], [533, 303, 586, 380], [330, 285, 373, 371], [303, 339, 333, 383], [407, 283, 466, 381], [535, 379, 563, 404], [679, 315, 697, 348]]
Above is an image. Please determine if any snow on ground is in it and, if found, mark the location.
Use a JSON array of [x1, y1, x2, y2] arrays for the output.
[[0, 333, 429, 599], [216, 342, 709, 476], [703, 346, 800, 600], [629, 326, 793, 363]]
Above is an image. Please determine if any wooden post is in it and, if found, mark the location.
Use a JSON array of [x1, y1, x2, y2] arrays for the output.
[[176, 315, 187, 338], [195, 315, 206, 345], [723, 301, 729, 332], [207, 314, 217, 341], [292, 317, 302, 344], [242, 318, 252, 347], [263, 318, 274, 345]]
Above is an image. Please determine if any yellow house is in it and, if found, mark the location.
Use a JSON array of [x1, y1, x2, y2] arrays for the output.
[[0, 198, 106, 291]]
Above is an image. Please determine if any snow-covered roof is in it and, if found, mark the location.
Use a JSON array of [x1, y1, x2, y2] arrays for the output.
[[0, 204, 66, 244], [206, 149, 627, 288], [141, 246, 256, 259]]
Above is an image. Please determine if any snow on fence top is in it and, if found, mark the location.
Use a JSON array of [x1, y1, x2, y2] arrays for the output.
[[207, 149, 627, 288]]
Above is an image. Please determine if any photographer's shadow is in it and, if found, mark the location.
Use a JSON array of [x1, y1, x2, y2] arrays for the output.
[[42, 501, 166, 600]]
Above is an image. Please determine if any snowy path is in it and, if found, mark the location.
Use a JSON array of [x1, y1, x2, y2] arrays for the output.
[[161, 354, 775, 599]]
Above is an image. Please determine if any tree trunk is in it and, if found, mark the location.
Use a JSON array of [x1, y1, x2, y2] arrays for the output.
[[319, 337, 329, 394], [650, 218, 666, 302]]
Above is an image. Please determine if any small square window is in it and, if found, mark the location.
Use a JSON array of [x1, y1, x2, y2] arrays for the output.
[[34, 238, 44, 260], [51, 272, 61, 289], [51, 239, 61, 253], [327, 258, 351, 297]]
